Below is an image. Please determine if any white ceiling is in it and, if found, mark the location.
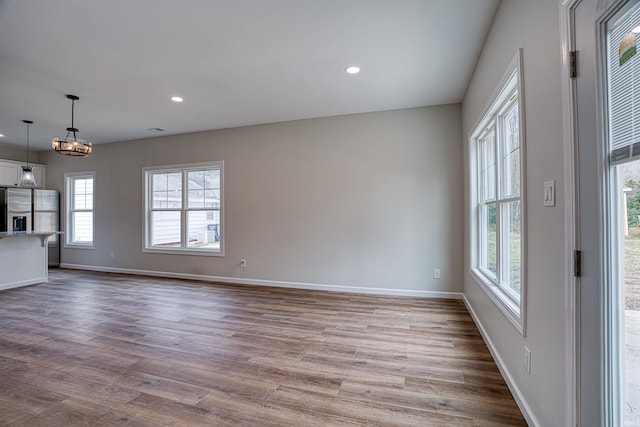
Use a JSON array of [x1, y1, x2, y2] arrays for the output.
[[0, 0, 499, 151]]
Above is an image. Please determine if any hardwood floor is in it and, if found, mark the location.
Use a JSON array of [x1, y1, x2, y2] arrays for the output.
[[0, 269, 526, 426]]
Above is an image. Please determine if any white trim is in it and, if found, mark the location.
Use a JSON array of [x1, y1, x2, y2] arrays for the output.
[[560, 1, 580, 426], [470, 268, 523, 333], [141, 247, 224, 257], [64, 171, 96, 250], [469, 50, 524, 140], [462, 295, 541, 427], [596, 2, 629, 425], [0, 276, 47, 291], [142, 161, 225, 257], [517, 46, 529, 338], [468, 48, 527, 335], [58, 263, 464, 299], [561, 1, 628, 425]]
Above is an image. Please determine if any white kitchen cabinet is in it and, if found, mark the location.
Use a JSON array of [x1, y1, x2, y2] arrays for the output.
[[0, 159, 46, 188], [0, 162, 18, 186]]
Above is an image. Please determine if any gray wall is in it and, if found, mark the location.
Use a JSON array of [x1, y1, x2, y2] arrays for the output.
[[41, 105, 464, 295], [0, 144, 39, 164], [462, 1, 565, 425]]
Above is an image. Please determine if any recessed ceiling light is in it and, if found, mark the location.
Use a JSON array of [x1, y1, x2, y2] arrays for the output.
[[146, 127, 166, 133], [170, 96, 184, 103], [0, 134, 4, 137], [345, 65, 361, 74]]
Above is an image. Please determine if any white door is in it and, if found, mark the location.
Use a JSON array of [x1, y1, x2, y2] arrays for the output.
[[571, 0, 640, 425], [572, 0, 605, 423]]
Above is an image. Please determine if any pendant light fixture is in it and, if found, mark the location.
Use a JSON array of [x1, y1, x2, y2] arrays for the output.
[[19, 120, 37, 188], [51, 94, 92, 156]]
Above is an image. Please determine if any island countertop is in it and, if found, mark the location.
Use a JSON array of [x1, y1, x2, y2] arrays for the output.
[[0, 231, 62, 247], [0, 231, 62, 238]]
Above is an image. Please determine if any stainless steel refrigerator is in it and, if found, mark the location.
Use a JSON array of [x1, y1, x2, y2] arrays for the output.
[[0, 188, 32, 232], [33, 189, 60, 267]]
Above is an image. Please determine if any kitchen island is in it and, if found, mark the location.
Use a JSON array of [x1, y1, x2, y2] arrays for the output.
[[0, 231, 61, 291]]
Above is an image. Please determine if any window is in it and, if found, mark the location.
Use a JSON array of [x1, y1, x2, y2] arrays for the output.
[[470, 50, 526, 333], [65, 172, 95, 248], [608, 2, 640, 165], [143, 161, 223, 256]]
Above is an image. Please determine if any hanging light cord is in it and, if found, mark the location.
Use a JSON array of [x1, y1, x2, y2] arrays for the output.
[[23, 119, 33, 167], [64, 97, 79, 141], [25, 122, 29, 166]]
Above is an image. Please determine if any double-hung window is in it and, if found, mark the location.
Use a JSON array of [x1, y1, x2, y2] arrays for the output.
[[143, 161, 223, 256], [470, 50, 526, 333], [65, 172, 95, 248]]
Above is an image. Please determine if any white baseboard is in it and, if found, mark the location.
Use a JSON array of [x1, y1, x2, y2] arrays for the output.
[[462, 295, 540, 427], [58, 263, 463, 299], [0, 276, 47, 291]]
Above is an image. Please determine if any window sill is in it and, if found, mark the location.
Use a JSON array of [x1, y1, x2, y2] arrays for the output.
[[64, 244, 95, 250], [143, 247, 224, 257], [470, 267, 525, 336]]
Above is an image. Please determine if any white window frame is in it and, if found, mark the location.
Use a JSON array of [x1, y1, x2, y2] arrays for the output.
[[143, 161, 224, 257], [64, 171, 96, 249], [469, 49, 527, 335]]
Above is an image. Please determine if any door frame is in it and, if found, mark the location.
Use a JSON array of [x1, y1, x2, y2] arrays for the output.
[[559, 2, 579, 425], [561, 0, 631, 425]]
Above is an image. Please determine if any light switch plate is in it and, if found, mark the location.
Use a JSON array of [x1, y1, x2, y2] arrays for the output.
[[544, 180, 555, 207]]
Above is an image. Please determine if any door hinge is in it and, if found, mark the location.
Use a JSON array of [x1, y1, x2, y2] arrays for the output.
[[574, 250, 582, 277], [569, 50, 577, 78]]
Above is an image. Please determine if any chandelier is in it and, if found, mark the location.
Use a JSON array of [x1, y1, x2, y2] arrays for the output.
[[51, 94, 92, 156]]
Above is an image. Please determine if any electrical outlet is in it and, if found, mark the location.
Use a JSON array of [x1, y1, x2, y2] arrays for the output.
[[109, 251, 114, 259], [433, 269, 441, 279], [240, 259, 247, 268], [524, 346, 531, 374]]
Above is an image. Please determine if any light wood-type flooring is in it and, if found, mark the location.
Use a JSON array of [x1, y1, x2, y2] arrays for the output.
[[0, 269, 526, 426]]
